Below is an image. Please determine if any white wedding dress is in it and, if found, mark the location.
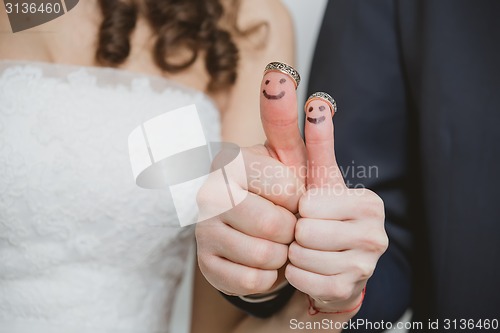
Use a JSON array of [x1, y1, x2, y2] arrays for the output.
[[0, 61, 221, 333]]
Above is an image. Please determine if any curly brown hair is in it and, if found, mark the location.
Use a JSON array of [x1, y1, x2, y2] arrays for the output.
[[95, 0, 241, 92]]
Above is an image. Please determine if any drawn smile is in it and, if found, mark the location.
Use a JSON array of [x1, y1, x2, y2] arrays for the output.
[[307, 116, 326, 124], [263, 90, 286, 100]]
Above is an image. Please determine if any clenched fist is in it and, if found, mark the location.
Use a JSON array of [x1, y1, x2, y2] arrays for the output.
[[195, 62, 387, 317]]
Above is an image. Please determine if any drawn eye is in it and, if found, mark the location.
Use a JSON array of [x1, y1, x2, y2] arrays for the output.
[[279, 78, 286, 84], [265, 80, 270, 85], [308, 106, 313, 112], [319, 105, 326, 112]]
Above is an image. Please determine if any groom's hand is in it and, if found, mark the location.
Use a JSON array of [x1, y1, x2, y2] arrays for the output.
[[195, 66, 305, 295], [285, 96, 388, 314]]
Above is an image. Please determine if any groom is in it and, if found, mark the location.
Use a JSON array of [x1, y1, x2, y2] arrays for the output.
[[308, 0, 500, 328]]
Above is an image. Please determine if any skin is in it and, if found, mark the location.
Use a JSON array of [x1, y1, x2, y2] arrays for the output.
[[196, 66, 389, 331]]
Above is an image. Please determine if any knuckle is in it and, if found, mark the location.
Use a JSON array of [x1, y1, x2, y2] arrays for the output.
[[287, 242, 299, 262], [360, 231, 389, 254], [360, 190, 385, 219], [223, 195, 250, 219], [241, 271, 259, 293], [274, 245, 289, 267], [252, 242, 276, 267], [195, 219, 220, 242], [294, 218, 311, 246], [281, 209, 298, 243], [195, 183, 212, 208], [240, 270, 273, 294], [197, 172, 242, 213], [196, 253, 216, 277], [257, 207, 296, 243], [326, 279, 355, 302], [287, 242, 305, 266], [194, 223, 210, 245], [256, 209, 282, 240], [379, 233, 390, 252], [373, 231, 389, 253], [354, 261, 375, 280]]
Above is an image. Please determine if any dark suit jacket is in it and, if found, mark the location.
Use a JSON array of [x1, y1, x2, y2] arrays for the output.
[[308, 0, 500, 330]]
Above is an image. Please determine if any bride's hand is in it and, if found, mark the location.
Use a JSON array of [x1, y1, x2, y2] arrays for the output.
[[195, 65, 306, 296]]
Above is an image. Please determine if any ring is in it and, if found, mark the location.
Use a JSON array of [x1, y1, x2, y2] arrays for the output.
[[305, 92, 337, 116], [264, 62, 301, 89]]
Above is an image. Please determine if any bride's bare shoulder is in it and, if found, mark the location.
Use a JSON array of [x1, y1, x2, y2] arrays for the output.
[[231, 0, 293, 44], [0, 1, 100, 64], [235, 0, 292, 24]]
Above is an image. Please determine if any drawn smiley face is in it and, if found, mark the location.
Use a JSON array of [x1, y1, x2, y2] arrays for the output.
[[306, 99, 329, 124], [262, 72, 293, 100]]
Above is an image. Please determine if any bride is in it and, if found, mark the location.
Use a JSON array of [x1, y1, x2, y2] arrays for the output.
[[0, 0, 293, 332]]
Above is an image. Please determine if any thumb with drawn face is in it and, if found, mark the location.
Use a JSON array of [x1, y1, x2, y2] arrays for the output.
[[260, 62, 307, 173], [285, 92, 388, 316]]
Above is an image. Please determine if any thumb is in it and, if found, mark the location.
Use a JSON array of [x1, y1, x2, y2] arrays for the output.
[[260, 62, 306, 168], [304, 92, 345, 189]]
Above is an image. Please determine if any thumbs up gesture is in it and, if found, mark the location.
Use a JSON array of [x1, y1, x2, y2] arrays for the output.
[[286, 91, 388, 314], [195, 62, 387, 316]]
